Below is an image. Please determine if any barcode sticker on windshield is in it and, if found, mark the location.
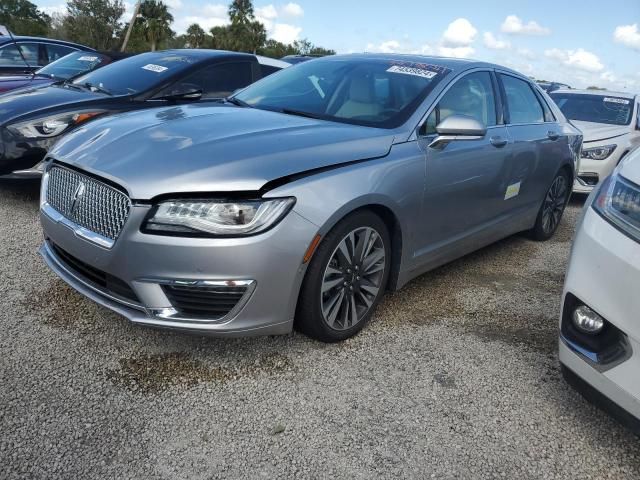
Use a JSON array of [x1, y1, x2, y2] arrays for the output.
[[386, 65, 437, 79], [78, 56, 98, 62], [142, 64, 168, 73], [604, 97, 629, 105]]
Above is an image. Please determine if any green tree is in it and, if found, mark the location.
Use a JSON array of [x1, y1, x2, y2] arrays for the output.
[[185, 23, 206, 48], [0, 0, 50, 36], [64, 0, 125, 50], [228, 0, 254, 26], [139, 0, 174, 51], [210, 25, 233, 50], [258, 39, 297, 58], [225, 0, 266, 53]]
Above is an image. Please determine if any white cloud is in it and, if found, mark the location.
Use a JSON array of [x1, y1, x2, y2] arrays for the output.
[[544, 48, 604, 72], [613, 24, 640, 50], [483, 32, 510, 50], [281, 2, 304, 17], [255, 4, 278, 19], [501, 15, 550, 35], [202, 4, 227, 18], [601, 71, 616, 83], [365, 40, 401, 53], [173, 3, 228, 33], [271, 23, 302, 44], [442, 18, 477, 46], [164, 0, 183, 9], [438, 46, 475, 58]]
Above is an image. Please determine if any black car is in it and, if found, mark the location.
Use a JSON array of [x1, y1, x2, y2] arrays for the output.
[[537, 81, 571, 93], [0, 50, 131, 94], [0, 36, 94, 75], [0, 49, 288, 177]]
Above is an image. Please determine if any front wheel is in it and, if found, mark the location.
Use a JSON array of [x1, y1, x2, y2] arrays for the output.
[[295, 211, 390, 342], [529, 170, 571, 241]]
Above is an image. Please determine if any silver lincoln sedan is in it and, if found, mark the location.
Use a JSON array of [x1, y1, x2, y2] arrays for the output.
[[39, 54, 582, 342]]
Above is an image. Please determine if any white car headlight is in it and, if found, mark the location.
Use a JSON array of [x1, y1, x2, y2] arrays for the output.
[[581, 144, 616, 161], [8, 111, 105, 139], [593, 172, 640, 242], [143, 198, 296, 236]]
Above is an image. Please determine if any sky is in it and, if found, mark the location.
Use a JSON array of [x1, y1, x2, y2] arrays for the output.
[[34, 0, 640, 92]]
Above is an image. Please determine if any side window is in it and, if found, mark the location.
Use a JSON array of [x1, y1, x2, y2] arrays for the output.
[[423, 71, 497, 134], [159, 62, 254, 100], [500, 74, 545, 124], [46, 44, 76, 63], [260, 64, 281, 78], [19, 42, 44, 66], [0, 42, 41, 66]]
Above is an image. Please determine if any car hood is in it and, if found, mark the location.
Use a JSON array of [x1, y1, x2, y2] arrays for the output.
[[0, 76, 52, 94], [50, 104, 396, 199], [0, 84, 103, 125], [571, 120, 629, 143]]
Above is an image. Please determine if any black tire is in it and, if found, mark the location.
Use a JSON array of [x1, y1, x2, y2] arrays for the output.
[[528, 169, 571, 241], [295, 210, 391, 342]]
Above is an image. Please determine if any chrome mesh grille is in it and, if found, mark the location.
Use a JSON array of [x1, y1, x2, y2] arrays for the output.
[[46, 166, 130, 241]]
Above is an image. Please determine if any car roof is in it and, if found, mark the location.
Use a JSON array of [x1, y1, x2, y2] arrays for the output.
[[551, 88, 637, 99], [256, 55, 291, 68], [319, 53, 526, 78], [0, 35, 93, 50], [155, 49, 256, 59]]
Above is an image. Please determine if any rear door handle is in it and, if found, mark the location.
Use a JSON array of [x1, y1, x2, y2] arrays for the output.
[[490, 136, 508, 148], [547, 131, 560, 140]]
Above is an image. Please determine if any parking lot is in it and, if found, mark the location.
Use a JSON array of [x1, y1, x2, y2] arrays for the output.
[[1, 180, 639, 479]]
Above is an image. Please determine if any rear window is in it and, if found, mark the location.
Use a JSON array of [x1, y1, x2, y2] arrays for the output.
[[550, 93, 633, 126]]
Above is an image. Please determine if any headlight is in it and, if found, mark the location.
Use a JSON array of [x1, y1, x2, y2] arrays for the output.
[[581, 144, 616, 161], [593, 172, 640, 242], [8, 111, 105, 139], [143, 198, 296, 236]]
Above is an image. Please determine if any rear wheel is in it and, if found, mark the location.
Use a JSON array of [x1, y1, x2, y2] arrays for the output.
[[529, 170, 571, 241], [295, 211, 390, 342]]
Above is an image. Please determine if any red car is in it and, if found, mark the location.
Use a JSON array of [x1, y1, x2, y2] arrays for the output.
[[0, 51, 129, 94]]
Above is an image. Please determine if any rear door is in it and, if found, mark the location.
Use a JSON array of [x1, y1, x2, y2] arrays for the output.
[[497, 72, 563, 213], [417, 70, 512, 255]]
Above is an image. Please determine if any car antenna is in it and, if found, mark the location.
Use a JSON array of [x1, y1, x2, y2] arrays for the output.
[[0, 25, 34, 80]]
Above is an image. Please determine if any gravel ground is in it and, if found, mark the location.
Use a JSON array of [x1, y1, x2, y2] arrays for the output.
[[1, 180, 639, 479]]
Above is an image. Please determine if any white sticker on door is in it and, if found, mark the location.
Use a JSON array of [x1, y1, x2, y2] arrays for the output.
[[504, 182, 521, 200], [142, 64, 168, 73]]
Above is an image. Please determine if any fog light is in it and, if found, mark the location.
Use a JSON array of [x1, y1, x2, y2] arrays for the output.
[[572, 305, 604, 334]]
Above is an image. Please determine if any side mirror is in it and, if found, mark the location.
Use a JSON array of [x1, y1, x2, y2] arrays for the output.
[[429, 114, 487, 149]]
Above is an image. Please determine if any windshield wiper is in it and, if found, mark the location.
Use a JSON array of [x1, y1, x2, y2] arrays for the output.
[[82, 82, 113, 96], [224, 96, 250, 107], [279, 108, 324, 120]]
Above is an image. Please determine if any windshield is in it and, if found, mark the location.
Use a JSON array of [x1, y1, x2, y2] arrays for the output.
[[71, 52, 200, 96], [36, 51, 109, 80], [234, 58, 450, 128], [550, 93, 633, 126]]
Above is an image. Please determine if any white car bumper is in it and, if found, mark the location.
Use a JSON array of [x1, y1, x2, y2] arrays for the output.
[[560, 206, 640, 430], [573, 142, 629, 193]]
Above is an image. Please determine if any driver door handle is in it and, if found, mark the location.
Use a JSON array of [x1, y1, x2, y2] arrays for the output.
[[490, 136, 508, 148]]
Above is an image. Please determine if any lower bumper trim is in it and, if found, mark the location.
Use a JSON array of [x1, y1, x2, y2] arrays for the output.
[[561, 363, 640, 437]]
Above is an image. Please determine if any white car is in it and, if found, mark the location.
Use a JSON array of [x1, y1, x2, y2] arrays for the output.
[[559, 149, 640, 435], [550, 90, 640, 193]]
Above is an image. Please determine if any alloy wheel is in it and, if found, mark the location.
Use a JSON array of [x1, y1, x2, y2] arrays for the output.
[[542, 175, 568, 235], [320, 226, 386, 331]]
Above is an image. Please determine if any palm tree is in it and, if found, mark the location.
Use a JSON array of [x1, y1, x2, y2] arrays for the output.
[[139, 0, 173, 52], [186, 23, 205, 48]]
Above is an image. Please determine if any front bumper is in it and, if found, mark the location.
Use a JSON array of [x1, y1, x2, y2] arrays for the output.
[[560, 207, 640, 426], [40, 204, 319, 336], [572, 144, 626, 193], [0, 127, 55, 177]]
